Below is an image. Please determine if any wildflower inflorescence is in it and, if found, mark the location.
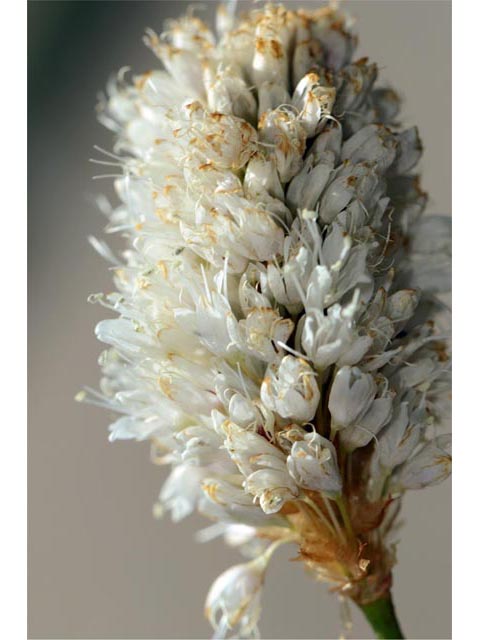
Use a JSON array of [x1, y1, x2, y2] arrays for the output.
[[82, 2, 451, 637]]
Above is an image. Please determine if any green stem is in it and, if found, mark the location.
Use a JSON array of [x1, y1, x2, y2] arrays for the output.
[[358, 592, 404, 639], [336, 495, 354, 541]]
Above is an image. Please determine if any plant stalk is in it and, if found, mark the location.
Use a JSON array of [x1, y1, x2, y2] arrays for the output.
[[358, 592, 404, 639]]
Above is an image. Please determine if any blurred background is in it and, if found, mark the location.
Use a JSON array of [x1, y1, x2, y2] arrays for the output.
[[28, 1, 451, 638]]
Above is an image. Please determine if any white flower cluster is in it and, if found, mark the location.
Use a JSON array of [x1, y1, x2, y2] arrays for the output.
[[83, 2, 451, 637]]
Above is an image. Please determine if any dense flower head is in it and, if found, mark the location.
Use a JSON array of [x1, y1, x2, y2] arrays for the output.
[[82, 2, 452, 637]]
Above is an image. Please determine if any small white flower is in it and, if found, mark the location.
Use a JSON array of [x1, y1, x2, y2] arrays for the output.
[[196, 521, 270, 559], [340, 391, 393, 452], [261, 355, 320, 423], [300, 266, 372, 370], [327, 366, 394, 451], [389, 435, 452, 492], [160, 464, 208, 522], [238, 307, 294, 363], [266, 244, 313, 314], [202, 476, 255, 509], [340, 124, 398, 173], [177, 424, 224, 466], [204, 66, 258, 123], [205, 553, 268, 639], [286, 152, 334, 212], [259, 107, 307, 182], [222, 422, 299, 514], [328, 366, 376, 431], [287, 432, 342, 498], [245, 468, 299, 514], [367, 401, 427, 500], [244, 154, 292, 223], [376, 403, 423, 471], [292, 72, 336, 137]]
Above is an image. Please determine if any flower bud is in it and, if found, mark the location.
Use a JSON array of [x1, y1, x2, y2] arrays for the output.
[[328, 366, 376, 431]]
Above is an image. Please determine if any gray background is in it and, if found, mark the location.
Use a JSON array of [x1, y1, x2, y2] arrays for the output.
[[28, 1, 451, 638]]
